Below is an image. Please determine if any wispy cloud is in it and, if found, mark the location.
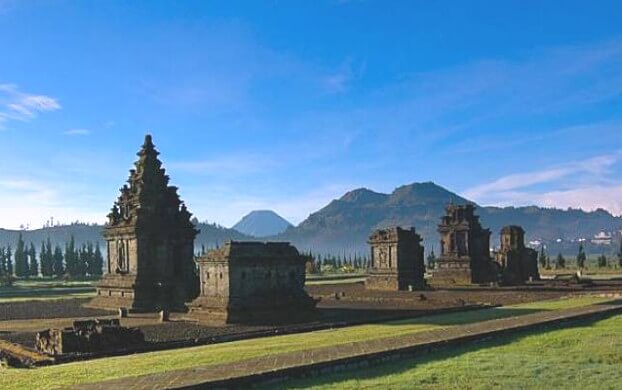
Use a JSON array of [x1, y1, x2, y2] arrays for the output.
[[0, 84, 61, 128], [463, 151, 622, 215], [63, 128, 91, 136], [169, 154, 278, 176]]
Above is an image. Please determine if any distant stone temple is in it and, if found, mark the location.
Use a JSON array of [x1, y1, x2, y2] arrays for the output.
[[433, 204, 497, 284], [88, 135, 199, 312], [188, 241, 317, 324], [366, 227, 426, 291], [494, 225, 539, 284]]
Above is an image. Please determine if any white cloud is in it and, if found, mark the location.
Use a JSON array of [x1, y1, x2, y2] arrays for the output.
[[64, 128, 91, 136], [169, 154, 277, 176], [463, 151, 622, 215], [0, 83, 61, 128], [0, 176, 104, 229]]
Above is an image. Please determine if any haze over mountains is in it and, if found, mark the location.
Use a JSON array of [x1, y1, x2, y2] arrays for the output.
[[275, 182, 622, 256], [0, 182, 620, 256]]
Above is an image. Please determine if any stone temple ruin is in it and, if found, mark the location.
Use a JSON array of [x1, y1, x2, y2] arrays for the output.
[[433, 204, 497, 285], [366, 227, 426, 291], [494, 225, 540, 284], [189, 241, 317, 324], [87, 135, 199, 312], [35, 319, 144, 356]]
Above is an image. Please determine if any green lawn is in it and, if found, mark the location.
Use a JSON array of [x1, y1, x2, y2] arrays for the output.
[[0, 296, 610, 390], [274, 312, 622, 389], [0, 279, 96, 303]]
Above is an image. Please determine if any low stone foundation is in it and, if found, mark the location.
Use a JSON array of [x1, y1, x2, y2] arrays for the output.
[[35, 319, 144, 356]]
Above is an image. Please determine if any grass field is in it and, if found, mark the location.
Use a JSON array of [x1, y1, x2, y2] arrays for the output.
[[0, 279, 95, 303], [273, 312, 622, 389], [0, 296, 610, 390]]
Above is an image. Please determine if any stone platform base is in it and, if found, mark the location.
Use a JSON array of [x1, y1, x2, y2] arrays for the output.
[[85, 274, 188, 313], [188, 296, 318, 325], [431, 267, 473, 285], [365, 273, 426, 291]]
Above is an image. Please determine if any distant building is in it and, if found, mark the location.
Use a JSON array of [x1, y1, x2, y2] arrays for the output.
[[591, 231, 612, 245], [528, 239, 542, 247], [366, 227, 425, 291], [189, 241, 317, 324], [432, 204, 497, 285]]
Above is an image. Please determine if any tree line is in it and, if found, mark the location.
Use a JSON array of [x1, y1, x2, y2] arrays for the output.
[[0, 234, 104, 281], [538, 242, 622, 270]]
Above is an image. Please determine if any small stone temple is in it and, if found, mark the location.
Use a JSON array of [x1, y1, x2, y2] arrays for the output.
[[433, 204, 497, 284], [494, 225, 540, 284], [188, 241, 317, 324], [87, 135, 199, 312], [366, 227, 426, 291]]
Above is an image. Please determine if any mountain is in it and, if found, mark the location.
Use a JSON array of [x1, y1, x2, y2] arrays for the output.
[[276, 182, 622, 256], [0, 222, 254, 254], [232, 210, 293, 237]]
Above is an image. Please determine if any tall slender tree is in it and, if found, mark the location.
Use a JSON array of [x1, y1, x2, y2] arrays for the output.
[[92, 242, 104, 276], [538, 246, 548, 269], [65, 235, 77, 277], [28, 243, 38, 277], [618, 239, 622, 268], [14, 234, 28, 277], [41, 239, 54, 277], [0, 247, 5, 278], [52, 244, 64, 277], [576, 244, 587, 269], [6, 245, 13, 277]]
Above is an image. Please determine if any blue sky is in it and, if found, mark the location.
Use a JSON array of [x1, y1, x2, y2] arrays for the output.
[[1, 0, 622, 229]]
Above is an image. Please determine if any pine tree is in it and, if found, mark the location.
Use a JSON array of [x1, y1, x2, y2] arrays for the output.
[[93, 242, 104, 276], [426, 250, 437, 270], [576, 244, 587, 269], [41, 238, 54, 277], [14, 234, 28, 277], [538, 246, 548, 269], [618, 240, 622, 268], [52, 244, 64, 277], [0, 247, 5, 278], [65, 236, 77, 277], [597, 254, 608, 268], [28, 243, 38, 277], [6, 245, 13, 276], [556, 253, 566, 269]]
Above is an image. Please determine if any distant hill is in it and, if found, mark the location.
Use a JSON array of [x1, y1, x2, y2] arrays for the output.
[[2, 182, 620, 258], [0, 222, 254, 253], [232, 210, 293, 237], [276, 182, 622, 256]]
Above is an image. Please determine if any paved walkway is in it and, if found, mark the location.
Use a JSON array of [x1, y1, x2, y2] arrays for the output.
[[73, 301, 622, 390]]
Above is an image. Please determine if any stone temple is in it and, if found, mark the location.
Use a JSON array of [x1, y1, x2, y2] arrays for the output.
[[88, 135, 199, 312], [433, 204, 497, 285], [188, 241, 317, 324], [494, 225, 540, 284], [366, 227, 426, 291]]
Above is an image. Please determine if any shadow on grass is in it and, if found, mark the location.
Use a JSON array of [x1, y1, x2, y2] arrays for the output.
[[0, 287, 95, 299], [266, 310, 621, 389]]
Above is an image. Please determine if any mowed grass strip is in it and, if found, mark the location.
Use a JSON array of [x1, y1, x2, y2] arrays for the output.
[[0, 291, 95, 303], [0, 280, 96, 303], [0, 296, 610, 390], [273, 311, 622, 389]]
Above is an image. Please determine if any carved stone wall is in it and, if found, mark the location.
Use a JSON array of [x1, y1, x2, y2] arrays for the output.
[[88, 135, 198, 312], [494, 225, 540, 284], [433, 204, 497, 285], [366, 227, 426, 291], [189, 241, 317, 324]]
